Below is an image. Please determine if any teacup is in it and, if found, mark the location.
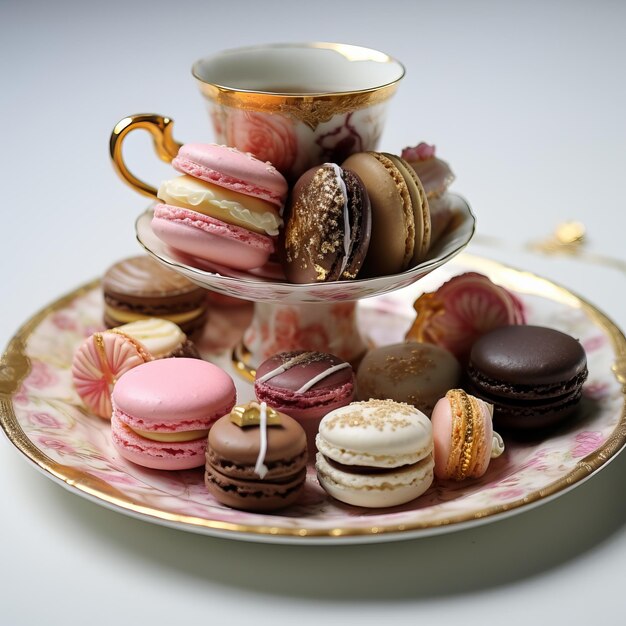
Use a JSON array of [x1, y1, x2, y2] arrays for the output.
[[193, 42, 405, 180], [110, 42, 404, 195]]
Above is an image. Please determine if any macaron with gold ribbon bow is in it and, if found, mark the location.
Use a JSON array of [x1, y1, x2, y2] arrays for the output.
[[205, 401, 307, 511]]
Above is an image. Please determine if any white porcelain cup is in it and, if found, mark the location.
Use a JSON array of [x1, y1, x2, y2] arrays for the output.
[[193, 42, 405, 180]]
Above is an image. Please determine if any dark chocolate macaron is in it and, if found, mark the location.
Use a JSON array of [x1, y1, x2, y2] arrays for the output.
[[281, 163, 371, 283], [205, 402, 307, 512], [103, 255, 208, 335], [467, 325, 588, 431]]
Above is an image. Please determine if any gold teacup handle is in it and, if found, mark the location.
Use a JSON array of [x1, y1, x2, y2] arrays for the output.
[[109, 113, 183, 198]]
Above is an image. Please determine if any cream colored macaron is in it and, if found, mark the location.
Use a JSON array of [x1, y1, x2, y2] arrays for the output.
[[315, 399, 434, 508]]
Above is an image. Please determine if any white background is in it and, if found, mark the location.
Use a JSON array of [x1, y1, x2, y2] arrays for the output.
[[1, 1, 626, 624]]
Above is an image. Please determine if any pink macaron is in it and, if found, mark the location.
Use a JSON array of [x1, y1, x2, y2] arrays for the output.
[[152, 143, 287, 271], [111, 358, 236, 470], [172, 143, 288, 208], [152, 204, 274, 270], [254, 351, 355, 454]]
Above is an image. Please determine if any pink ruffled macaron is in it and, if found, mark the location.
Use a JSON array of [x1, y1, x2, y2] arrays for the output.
[[152, 143, 288, 271], [72, 330, 152, 419], [431, 389, 504, 481], [111, 358, 236, 470]]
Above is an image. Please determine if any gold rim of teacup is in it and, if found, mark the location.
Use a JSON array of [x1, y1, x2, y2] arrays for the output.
[[192, 42, 405, 128]]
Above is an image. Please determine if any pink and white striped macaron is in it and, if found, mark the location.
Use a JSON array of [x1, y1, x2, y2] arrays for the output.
[[172, 143, 288, 208], [111, 358, 236, 470]]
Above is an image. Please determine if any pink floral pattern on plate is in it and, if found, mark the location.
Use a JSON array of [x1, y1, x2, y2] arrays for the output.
[[4, 258, 625, 542]]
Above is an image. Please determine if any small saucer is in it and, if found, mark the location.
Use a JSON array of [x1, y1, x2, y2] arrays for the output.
[[135, 193, 476, 303]]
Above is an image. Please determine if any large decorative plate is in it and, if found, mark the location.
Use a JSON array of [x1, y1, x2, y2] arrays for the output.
[[1, 255, 625, 544]]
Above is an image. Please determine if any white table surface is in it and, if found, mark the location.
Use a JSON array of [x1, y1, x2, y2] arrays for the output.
[[2, 1, 626, 624]]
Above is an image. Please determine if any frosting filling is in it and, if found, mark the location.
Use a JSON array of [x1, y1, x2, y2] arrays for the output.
[[104, 303, 205, 325], [158, 175, 282, 235], [130, 426, 210, 442]]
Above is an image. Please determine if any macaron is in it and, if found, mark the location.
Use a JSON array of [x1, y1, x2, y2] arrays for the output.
[[342, 151, 431, 277], [467, 325, 589, 431], [401, 143, 457, 243], [356, 342, 461, 416], [172, 143, 288, 208], [72, 330, 152, 419], [152, 204, 275, 270], [431, 389, 505, 481], [315, 399, 434, 508], [111, 358, 236, 470], [152, 143, 288, 271], [405, 272, 526, 363], [401, 143, 455, 200], [281, 163, 371, 282], [254, 350, 355, 453], [205, 401, 307, 511], [114, 317, 201, 359], [103, 255, 208, 334]]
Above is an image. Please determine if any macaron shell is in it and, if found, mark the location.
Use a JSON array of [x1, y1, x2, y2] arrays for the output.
[[172, 143, 288, 207], [315, 452, 434, 508], [206, 413, 307, 479], [384, 153, 431, 264], [102, 255, 208, 334], [205, 465, 306, 511], [342, 152, 412, 277], [72, 331, 151, 419], [158, 175, 282, 236], [316, 400, 433, 468], [111, 412, 207, 470], [152, 204, 273, 270], [469, 325, 587, 389], [112, 358, 236, 431], [114, 318, 186, 359], [356, 342, 460, 416]]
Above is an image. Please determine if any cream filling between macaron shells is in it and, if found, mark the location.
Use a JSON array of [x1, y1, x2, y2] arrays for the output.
[[158, 175, 283, 236]]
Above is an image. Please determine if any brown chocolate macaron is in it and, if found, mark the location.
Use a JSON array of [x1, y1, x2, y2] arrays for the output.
[[281, 163, 371, 283], [342, 152, 431, 277], [205, 402, 308, 512], [467, 325, 588, 431], [103, 255, 208, 335]]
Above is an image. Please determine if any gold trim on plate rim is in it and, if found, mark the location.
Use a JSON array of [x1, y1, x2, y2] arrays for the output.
[[1, 255, 625, 540]]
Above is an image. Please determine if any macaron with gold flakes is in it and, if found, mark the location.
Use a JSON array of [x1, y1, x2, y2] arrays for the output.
[[315, 399, 434, 508]]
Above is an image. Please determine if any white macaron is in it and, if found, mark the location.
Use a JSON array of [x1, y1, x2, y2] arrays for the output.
[[315, 399, 434, 508]]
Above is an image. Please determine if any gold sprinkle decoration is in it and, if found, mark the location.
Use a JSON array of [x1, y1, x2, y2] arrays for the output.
[[367, 348, 435, 382], [325, 399, 415, 432], [230, 401, 282, 428]]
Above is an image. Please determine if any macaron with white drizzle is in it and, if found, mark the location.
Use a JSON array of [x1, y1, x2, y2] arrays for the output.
[[205, 401, 307, 512], [254, 350, 356, 456], [281, 163, 371, 282]]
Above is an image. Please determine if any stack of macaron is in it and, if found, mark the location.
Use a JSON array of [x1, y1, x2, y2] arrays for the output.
[[152, 143, 288, 271]]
